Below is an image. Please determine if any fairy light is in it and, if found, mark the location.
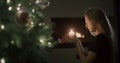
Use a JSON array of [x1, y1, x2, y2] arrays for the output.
[[8, 6, 12, 11], [48, 42, 52, 47], [17, 7, 20, 11], [30, 21, 34, 25], [1, 25, 5, 30], [40, 39, 44, 44], [0, 58, 5, 63], [35, 0, 40, 4], [39, 23, 42, 26], [11, 40, 15, 44], [39, 38, 45, 44], [48, 42, 51, 45], [6, 0, 10, 4], [29, 21, 34, 28], [32, 9, 35, 13], [18, 3, 21, 6]]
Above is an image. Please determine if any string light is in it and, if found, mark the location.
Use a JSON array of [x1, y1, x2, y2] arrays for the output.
[[8, 6, 12, 11], [35, 0, 40, 4], [32, 9, 35, 13], [0, 25, 5, 30], [17, 7, 20, 11], [6, 0, 10, 4], [39, 23, 42, 26], [28, 21, 34, 28], [39, 39, 45, 44], [18, 3, 21, 6], [0, 58, 5, 63], [48, 42, 52, 47], [11, 40, 15, 44]]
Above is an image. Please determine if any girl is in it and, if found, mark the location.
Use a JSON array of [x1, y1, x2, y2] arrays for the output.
[[73, 8, 116, 63]]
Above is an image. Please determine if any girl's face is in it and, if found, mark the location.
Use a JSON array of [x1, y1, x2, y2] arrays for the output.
[[85, 15, 97, 32]]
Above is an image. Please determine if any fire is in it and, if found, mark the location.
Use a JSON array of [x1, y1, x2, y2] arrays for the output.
[[68, 29, 85, 38], [68, 29, 75, 37]]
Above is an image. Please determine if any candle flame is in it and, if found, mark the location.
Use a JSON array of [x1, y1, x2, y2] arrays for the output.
[[68, 29, 85, 38], [69, 29, 75, 37], [76, 32, 82, 38], [76, 32, 85, 38]]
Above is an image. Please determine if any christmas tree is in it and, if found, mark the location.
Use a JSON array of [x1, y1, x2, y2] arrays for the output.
[[0, 0, 56, 63]]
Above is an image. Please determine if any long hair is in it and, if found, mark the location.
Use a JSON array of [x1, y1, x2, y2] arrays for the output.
[[84, 8, 118, 63]]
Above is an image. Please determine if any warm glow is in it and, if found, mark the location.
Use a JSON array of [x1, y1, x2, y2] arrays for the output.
[[76, 32, 85, 38], [68, 28, 85, 39], [75, 32, 82, 38], [68, 29, 75, 37], [35, 0, 40, 4]]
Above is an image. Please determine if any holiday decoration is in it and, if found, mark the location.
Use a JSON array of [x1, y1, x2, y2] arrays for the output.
[[0, 0, 56, 63]]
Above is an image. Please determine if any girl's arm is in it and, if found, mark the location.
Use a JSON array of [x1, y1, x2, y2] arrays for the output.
[[74, 39, 97, 63]]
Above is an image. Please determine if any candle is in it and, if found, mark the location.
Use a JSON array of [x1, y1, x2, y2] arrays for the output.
[[75, 32, 85, 38], [68, 29, 75, 38], [75, 32, 82, 38]]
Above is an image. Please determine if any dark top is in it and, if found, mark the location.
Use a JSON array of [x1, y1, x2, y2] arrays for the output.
[[89, 33, 113, 63]]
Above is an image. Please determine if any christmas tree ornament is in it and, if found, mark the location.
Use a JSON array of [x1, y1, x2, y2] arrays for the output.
[[16, 10, 36, 30]]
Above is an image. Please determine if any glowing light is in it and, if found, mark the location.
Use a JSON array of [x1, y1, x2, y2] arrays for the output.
[[48, 42, 51, 45], [8, 6, 12, 11], [11, 40, 15, 44], [1, 25, 5, 30], [35, 0, 40, 4], [29, 21, 34, 28], [17, 7, 20, 11], [18, 3, 21, 6], [6, 0, 10, 4], [75, 32, 85, 38], [32, 9, 35, 13], [0, 58, 5, 63], [75, 32, 82, 38], [48, 42, 52, 47], [30, 21, 34, 25], [39, 39, 45, 44], [68, 29, 75, 38], [81, 35, 85, 38]]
